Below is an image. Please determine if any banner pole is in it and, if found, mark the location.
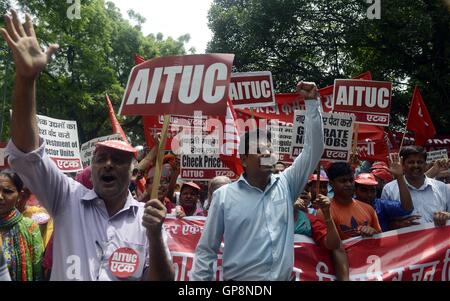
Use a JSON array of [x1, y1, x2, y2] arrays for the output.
[[315, 163, 321, 199], [352, 123, 359, 154], [150, 114, 171, 199], [250, 108, 255, 119]]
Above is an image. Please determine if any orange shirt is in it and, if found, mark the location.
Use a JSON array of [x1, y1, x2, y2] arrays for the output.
[[318, 198, 381, 240]]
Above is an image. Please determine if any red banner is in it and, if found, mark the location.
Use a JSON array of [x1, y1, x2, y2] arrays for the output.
[[333, 79, 392, 126], [356, 125, 389, 162], [119, 54, 234, 116], [164, 217, 450, 281]]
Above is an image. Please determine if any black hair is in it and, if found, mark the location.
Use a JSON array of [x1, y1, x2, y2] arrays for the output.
[[326, 162, 353, 181], [238, 129, 272, 155], [0, 169, 24, 192], [399, 145, 427, 161]]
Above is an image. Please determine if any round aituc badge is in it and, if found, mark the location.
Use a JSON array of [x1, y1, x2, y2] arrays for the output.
[[109, 247, 140, 278]]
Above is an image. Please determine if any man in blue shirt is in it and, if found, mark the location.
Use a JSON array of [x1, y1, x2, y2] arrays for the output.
[[191, 82, 324, 281], [354, 153, 415, 231]]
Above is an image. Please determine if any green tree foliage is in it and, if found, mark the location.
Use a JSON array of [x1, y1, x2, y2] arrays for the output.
[[0, 0, 189, 144], [207, 0, 450, 133]]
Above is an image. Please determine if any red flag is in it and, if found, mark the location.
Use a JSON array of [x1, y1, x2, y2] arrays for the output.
[[106, 94, 129, 143], [134, 54, 145, 65], [406, 87, 436, 146], [220, 99, 244, 176]]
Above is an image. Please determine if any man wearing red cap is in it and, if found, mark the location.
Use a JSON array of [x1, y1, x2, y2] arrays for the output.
[[320, 162, 382, 240], [175, 182, 204, 218], [354, 153, 415, 231], [2, 11, 173, 281], [370, 162, 393, 198]]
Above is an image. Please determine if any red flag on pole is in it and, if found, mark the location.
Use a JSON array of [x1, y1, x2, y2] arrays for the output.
[[405, 87, 436, 146], [134, 54, 145, 65], [220, 99, 244, 176], [106, 94, 129, 143]]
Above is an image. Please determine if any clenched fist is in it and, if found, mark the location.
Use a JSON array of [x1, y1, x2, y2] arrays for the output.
[[142, 199, 167, 236], [297, 81, 320, 100]]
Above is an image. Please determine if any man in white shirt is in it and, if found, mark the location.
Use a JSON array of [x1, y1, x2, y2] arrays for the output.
[[382, 145, 450, 226]]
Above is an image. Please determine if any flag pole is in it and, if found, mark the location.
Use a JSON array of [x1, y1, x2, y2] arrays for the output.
[[150, 114, 171, 199], [400, 86, 417, 151]]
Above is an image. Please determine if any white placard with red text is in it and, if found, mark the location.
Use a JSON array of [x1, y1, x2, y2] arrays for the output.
[[180, 154, 236, 180], [36, 114, 82, 173], [332, 79, 392, 126], [426, 149, 448, 164], [290, 110, 355, 162]]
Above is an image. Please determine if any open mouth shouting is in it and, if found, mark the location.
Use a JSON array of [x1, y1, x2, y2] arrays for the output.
[[100, 174, 117, 186]]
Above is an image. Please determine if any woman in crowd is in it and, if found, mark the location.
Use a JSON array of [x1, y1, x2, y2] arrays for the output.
[[0, 170, 44, 281]]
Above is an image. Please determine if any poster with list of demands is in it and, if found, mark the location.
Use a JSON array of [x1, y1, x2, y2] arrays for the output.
[[291, 111, 355, 162], [37, 114, 83, 173]]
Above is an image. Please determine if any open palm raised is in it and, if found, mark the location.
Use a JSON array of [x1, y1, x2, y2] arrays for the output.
[[0, 10, 58, 79]]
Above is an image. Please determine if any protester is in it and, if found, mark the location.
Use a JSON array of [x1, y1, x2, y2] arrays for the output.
[[382, 146, 450, 226], [0, 170, 44, 281], [191, 81, 324, 281], [203, 176, 231, 216], [16, 188, 53, 247], [308, 171, 329, 211], [273, 161, 287, 174], [369, 161, 393, 198], [320, 162, 381, 240], [354, 153, 415, 231], [294, 192, 349, 281], [0, 237, 11, 281], [176, 182, 204, 218], [140, 163, 176, 213], [1, 10, 173, 281]]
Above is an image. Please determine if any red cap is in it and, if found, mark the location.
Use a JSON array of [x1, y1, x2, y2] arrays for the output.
[[354, 173, 378, 186], [308, 171, 329, 183], [371, 168, 393, 182], [95, 140, 138, 157], [181, 182, 201, 191], [370, 161, 389, 170]]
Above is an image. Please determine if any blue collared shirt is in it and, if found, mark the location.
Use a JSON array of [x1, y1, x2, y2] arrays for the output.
[[191, 100, 324, 281], [6, 138, 170, 281], [372, 198, 413, 231], [381, 176, 450, 224]]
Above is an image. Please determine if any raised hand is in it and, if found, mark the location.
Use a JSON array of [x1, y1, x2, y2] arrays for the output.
[[294, 191, 311, 211], [0, 10, 59, 79], [389, 153, 404, 178], [297, 81, 320, 100]]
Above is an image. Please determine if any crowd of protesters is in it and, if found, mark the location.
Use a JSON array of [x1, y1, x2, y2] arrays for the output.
[[1, 9, 450, 281]]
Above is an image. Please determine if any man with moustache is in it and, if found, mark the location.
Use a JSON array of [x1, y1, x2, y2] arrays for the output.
[[382, 146, 450, 227], [191, 82, 324, 281], [1, 10, 173, 281]]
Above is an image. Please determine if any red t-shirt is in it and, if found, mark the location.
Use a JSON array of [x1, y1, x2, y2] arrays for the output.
[[306, 213, 328, 248]]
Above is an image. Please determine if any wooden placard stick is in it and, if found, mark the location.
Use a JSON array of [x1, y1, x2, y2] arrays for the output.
[[150, 114, 171, 199]]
